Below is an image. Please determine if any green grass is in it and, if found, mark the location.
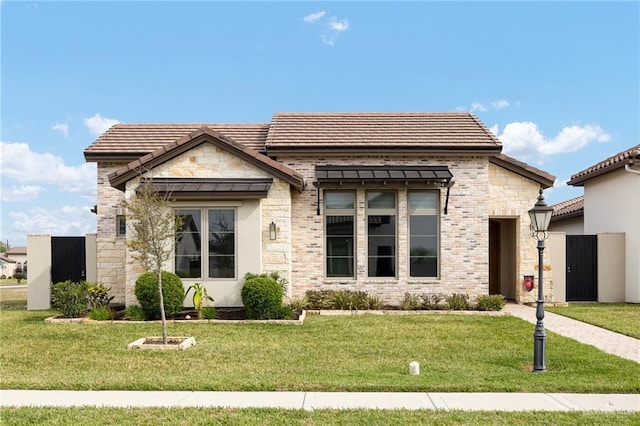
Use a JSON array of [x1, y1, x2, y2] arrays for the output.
[[1, 310, 639, 393], [1, 407, 639, 426], [547, 303, 640, 339], [0, 287, 27, 309]]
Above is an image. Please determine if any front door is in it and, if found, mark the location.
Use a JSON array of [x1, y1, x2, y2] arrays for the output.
[[489, 220, 501, 295]]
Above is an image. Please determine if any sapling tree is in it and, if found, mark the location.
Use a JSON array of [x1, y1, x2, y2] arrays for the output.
[[123, 178, 183, 344]]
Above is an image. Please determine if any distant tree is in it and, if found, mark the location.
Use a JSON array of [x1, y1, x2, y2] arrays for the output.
[[0, 241, 9, 254], [122, 178, 183, 344], [13, 265, 26, 284]]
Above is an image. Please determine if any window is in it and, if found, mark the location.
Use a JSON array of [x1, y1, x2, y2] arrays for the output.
[[325, 191, 355, 278], [116, 215, 126, 237], [175, 208, 236, 280], [408, 191, 439, 277], [367, 191, 396, 277]]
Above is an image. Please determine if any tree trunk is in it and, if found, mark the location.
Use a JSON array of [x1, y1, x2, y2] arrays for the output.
[[157, 270, 167, 344]]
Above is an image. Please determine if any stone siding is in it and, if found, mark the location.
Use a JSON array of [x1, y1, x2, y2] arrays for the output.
[[284, 155, 490, 305]]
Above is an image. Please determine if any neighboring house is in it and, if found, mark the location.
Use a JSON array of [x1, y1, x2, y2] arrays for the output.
[[1, 246, 27, 278], [84, 112, 555, 307], [553, 145, 640, 303], [0, 255, 17, 278]]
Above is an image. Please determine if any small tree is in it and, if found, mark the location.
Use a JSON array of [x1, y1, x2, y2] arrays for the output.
[[122, 177, 183, 344], [13, 265, 26, 284]]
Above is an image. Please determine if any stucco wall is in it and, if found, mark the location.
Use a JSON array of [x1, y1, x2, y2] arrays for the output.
[[488, 163, 554, 304], [584, 168, 640, 302], [549, 216, 584, 235]]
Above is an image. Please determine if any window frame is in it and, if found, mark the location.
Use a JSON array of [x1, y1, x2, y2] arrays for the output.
[[116, 215, 126, 237], [366, 190, 397, 278], [407, 190, 440, 278], [174, 207, 237, 281], [324, 190, 356, 279]]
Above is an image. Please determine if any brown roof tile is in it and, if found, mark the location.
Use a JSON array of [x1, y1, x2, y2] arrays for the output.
[[489, 154, 556, 188], [551, 196, 584, 220], [84, 123, 269, 161], [108, 127, 304, 191], [568, 144, 640, 186], [265, 112, 502, 152]]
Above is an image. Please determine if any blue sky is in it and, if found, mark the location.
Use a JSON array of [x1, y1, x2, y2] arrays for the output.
[[1, 1, 639, 246]]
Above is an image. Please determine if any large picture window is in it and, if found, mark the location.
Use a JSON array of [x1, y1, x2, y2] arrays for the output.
[[367, 191, 396, 277], [175, 208, 236, 280], [408, 191, 439, 277], [325, 191, 355, 278]]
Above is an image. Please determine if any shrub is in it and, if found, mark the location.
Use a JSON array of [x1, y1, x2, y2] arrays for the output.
[[86, 282, 113, 309], [476, 294, 506, 311], [305, 289, 336, 309], [445, 293, 470, 310], [88, 306, 114, 321], [241, 276, 284, 319], [124, 305, 146, 321], [365, 294, 384, 310], [134, 271, 185, 320], [51, 280, 89, 318], [243, 272, 289, 294], [287, 296, 309, 312], [400, 292, 421, 311], [421, 293, 445, 310], [201, 306, 217, 320]]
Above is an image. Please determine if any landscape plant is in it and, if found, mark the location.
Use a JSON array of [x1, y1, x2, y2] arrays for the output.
[[51, 280, 89, 318], [86, 282, 114, 309], [88, 306, 114, 321], [134, 271, 185, 320], [475, 294, 506, 311], [122, 177, 184, 343], [241, 275, 285, 319], [185, 282, 214, 319], [445, 293, 470, 310]]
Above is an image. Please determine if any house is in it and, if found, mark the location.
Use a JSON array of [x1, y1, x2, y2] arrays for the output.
[[1, 246, 27, 278], [549, 145, 640, 303], [83, 112, 555, 307]]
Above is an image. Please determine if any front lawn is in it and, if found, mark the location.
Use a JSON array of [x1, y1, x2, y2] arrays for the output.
[[1, 310, 638, 393], [2, 407, 639, 426], [546, 303, 640, 339]]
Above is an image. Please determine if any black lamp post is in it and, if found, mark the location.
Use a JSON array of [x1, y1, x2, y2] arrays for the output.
[[528, 188, 554, 372]]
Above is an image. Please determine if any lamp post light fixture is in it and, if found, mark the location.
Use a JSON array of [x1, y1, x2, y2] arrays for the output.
[[528, 188, 554, 372], [269, 222, 277, 241]]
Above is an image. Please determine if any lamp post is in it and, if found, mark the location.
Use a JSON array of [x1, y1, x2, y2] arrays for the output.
[[528, 188, 553, 372]]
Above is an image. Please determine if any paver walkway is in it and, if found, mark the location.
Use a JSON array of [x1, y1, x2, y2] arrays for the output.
[[504, 303, 640, 363]]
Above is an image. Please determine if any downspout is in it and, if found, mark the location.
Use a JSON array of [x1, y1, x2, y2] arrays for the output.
[[624, 164, 640, 175], [444, 180, 455, 215]]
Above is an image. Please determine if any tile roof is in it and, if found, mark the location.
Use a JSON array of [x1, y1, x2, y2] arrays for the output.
[[489, 154, 556, 188], [5, 247, 27, 255], [551, 196, 584, 221], [568, 144, 640, 186], [84, 123, 269, 160], [265, 112, 502, 152], [108, 127, 305, 191]]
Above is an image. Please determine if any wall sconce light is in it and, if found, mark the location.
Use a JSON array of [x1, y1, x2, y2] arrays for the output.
[[269, 222, 277, 240]]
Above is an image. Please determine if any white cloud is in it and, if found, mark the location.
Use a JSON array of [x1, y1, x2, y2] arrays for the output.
[[8, 206, 96, 242], [303, 11, 326, 23], [53, 122, 69, 138], [470, 102, 487, 112], [0, 185, 45, 202], [491, 100, 510, 110], [458, 100, 511, 113], [84, 113, 120, 135], [495, 121, 611, 159], [0, 142, 96, 198], [304, 11, 349, 46]]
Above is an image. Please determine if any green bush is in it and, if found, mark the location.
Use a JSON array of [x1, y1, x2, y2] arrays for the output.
[[241, 276, 284, 319], [88, 306, 114, 321], [400, 292, 421, 310], [243, 272, 289, 294], [124, 305, 146, 321], [445, 293, 470, 310], [134, 271, 185, 320], [421, 293, 445, 310], [365, 294, 384, 310], [286, 296, 310, 312], [201, 306, 217, 320], [305, 290, 335, 309], [86, 282, 113, 309], [51, 281, 89, 318], [476, 294, 506, 311]]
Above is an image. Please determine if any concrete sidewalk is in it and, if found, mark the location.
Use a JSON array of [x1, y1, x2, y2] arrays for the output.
[[504, 304, 640, 363], [1, 390, 639, 412]]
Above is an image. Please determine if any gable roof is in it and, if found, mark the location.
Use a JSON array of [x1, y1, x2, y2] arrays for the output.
[[567, 144, 640, 186], [5, 246, 27, 256], [489, 154, 555, 188], [108, 127, 305, 191], [84, 123, 269, 161], [550, 196, 584, 221], [265, 112, 502, 153]]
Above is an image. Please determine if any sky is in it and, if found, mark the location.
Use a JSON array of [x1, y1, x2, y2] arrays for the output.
[[1, 1, 639, 247]]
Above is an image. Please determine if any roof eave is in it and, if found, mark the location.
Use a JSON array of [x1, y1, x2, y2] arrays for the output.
[[567, 162, 628, 186], [266, 145, 502, 156], [489, 155, 556, 188]]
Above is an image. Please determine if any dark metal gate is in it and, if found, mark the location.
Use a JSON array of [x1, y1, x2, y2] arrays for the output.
[[51, 237, 86, 283], [566, 235, 598, 301]]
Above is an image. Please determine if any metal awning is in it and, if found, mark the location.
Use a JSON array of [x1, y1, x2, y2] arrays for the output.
[[315, 165, 453, 185], [138, 178, 273, 200]]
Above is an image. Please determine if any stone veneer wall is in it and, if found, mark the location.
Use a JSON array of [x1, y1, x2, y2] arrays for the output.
[[121, 143, 293, 305], [96, 162, 129, 304], [283, 155, 490, 305], [488, 162, 554, 304]]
